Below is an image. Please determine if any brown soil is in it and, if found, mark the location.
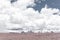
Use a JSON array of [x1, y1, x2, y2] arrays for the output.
[[0, 32, 60, 40]]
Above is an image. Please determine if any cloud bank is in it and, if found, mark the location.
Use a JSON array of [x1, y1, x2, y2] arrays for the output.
[[0, 0, 60, 33]]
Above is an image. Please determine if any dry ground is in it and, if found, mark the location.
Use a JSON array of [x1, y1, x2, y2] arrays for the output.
[[0, 32, 60, 40]]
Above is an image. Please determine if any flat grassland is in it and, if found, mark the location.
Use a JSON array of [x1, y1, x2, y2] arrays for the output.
[[0, 33, 60, 40]]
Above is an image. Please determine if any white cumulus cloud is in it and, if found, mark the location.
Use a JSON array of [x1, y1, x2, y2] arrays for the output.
[[0, 0, 60, 33]]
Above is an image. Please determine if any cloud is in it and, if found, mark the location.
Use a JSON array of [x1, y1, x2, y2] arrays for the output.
[[11, 0, 35, 10], [0, 0, 60, 33]]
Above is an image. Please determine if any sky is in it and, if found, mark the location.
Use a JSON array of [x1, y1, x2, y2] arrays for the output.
[[0, 0, 60, 33], [10, 0, 60, 11], [33, 0, 60, 11]]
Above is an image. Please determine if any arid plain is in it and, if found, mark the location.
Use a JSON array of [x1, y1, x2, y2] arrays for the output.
[[0, 32, 60, 40]]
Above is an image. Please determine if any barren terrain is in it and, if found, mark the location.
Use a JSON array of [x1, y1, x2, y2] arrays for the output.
[[0, 33, 60, 40]]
